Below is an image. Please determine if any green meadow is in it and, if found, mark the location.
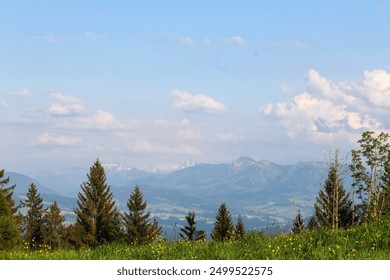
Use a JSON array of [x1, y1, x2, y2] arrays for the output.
[[2, 216, 390, 260]]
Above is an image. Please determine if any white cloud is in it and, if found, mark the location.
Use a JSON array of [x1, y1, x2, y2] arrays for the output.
[[48, 93, 85, 116], [37, 133, 82, 146], [154, 118, 171, 126], [51, 92, 82, 104], [361, 69, 390, 107], [269, 40, 307, 49], [177, 129, 202, 140], [260, 103, 273, 115], [180, 118, 190, 125], [171, 90, 227, 113], [16, 88, 32, 97], [48, 103, 85, 116], [84, 31, 105, 41], [130, 139, 201, 155], [162, 32, 195, 46], [203, 37, 212, 47], [217, 133, 245, 142], [0, 100, 9, 108], [75, 110, 117, 129], [281, 84, 293, 94], [260, 69, 390, 142], [219, 36, 246, 46], [35, 34, 65, 44]]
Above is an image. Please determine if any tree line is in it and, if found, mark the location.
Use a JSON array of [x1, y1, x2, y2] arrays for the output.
[[292, 131, 390, 234], [2, 130, 390, 251], [0, 159, 245, 251]]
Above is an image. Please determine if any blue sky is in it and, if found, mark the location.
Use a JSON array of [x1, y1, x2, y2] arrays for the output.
[[1, 0, 390, 172]]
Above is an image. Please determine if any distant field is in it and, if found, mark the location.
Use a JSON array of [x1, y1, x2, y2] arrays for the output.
[[2, 217, 390, 260]]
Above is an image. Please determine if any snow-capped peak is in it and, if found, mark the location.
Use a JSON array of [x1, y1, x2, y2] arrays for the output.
[[140, 160, 198, 173], [102, 163, 132, 172], [232, 156, 256, 168]]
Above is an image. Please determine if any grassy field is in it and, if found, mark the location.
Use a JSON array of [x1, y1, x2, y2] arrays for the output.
[[2, 217, 390, 260]]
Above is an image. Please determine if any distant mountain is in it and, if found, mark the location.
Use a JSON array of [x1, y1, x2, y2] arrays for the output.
[[5, 157, 349, 237], [4, 172, 77, 214], [5, 172, 57, 196]]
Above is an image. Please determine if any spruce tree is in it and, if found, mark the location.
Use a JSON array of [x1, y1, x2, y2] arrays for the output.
[[123, 185, 161, 245], [235, 215, 245, 238], [43, 202, 65, 249], [211, 203, 234, 241], [0, 188, 21, 250], [74, 159, 123, 247], [306, 216, 319, 231], [292, 210, 304, 234], [315, 150, 353, 230], [179, 211, 206, 241], [20, 183, 45, 250], [0, 169, 18, 215]]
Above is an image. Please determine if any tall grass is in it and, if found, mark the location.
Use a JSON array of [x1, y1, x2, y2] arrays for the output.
[[2, 216, 390, 260]]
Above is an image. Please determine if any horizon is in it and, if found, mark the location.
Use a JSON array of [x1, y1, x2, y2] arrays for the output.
[[1, 1, 390, 174], [5, 155, 333, 179]]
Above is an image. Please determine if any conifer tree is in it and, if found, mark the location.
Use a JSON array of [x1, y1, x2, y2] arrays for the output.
[[43, 202, 65, 249], [0, 169, 18, 215], [20, 183, 45, 250], [292, 210, 304, 234], [74, 159, 123, 247], [315, 150, 353, 230], [211, 203, 234, 241], [306, 216, 319, 231], [123, 185, 162, 245], [235, 215, 245, 238], [0, 188, 21, 250], [179, 211, 206, 241]]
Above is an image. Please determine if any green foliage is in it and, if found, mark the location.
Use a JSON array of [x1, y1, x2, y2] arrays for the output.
[[211, 203, 234, 241], [350, 131, 390, 222], [20, 183, 45, 250], [179, 211, 206, 241], [0, 188, 21, 250], [3, 216, 390, 260], [292, 210, 304, 234], [306, 216, 319, 231], [43, 202, 65, 250], [235, 215, 245, 238], [123, 185, 162, 245], [0, 169, 18, 215], [315, 149, 354, 230], [74, 159, 123, 248]]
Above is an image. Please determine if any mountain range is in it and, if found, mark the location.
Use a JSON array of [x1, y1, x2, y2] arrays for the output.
[[4, 157, 350, 237]]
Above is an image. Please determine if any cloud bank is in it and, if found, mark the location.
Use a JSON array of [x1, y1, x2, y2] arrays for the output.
[[171, 90, 227, 113], [260, 69, 390, 142]]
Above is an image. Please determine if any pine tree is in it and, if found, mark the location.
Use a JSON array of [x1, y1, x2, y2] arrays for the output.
[[0, 188, 21, 250], [235, 215, 245, 238], [123, 185, 162, 245], [74, 159, 123, 247], [43, 202, 65, 250], [0, 169, 18, 215], [306, 216, 319, 231], [179, 211, 206, 242], [315, 150, 353, 230], [211, 203, 234, 241], [20, 183, 45, 250], [292, 210, 304, 234]]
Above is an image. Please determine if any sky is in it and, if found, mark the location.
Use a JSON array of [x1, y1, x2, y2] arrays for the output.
[[1, 0, 390, 173]]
